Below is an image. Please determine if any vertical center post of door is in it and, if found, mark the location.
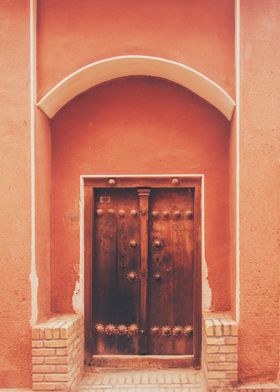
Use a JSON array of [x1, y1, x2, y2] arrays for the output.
[[137, 188, 151, 354]]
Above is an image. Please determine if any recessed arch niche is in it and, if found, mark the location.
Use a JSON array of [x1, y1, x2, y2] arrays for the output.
[[49, 75, 231, 318]]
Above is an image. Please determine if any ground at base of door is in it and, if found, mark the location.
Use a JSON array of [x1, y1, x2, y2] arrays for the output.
[[75, 368, 206, 391]]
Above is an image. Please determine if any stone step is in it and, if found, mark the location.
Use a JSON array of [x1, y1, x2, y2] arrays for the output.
[[76, 369, 206, 391]]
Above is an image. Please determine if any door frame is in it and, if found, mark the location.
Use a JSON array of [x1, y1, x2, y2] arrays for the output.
[[83, 175, 202, 367]]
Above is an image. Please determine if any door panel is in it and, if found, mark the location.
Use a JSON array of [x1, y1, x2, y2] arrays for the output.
[[93, 189, 140, 354], [92, 186, 195, 356], [148, 189, 194, 355]]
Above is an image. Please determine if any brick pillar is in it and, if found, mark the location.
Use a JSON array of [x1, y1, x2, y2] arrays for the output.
[[32, 315, 84, 391], [202, 312, 238, 390]]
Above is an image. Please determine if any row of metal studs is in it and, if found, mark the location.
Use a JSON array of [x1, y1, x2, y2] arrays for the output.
[[105, 178, 188, 187], [96, 209, 193, 218], [95, 323, 139, 336], [95, 323, 192, 337]]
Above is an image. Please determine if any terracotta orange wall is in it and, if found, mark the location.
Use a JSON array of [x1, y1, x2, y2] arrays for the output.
[[35, 109, 51, 321], [239, 0, 280, 382], [37, 0, 235, 99], [229, 111, 237, 317], [50, 77, 231, 314], [0, 0, 32, 387]]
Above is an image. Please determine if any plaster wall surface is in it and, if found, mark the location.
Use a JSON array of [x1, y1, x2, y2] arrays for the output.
[[5, 0, 280, 388], [50, 77, 230, 314], [239, 0, 280, 383], [0, 0, 32, 387], [229, 112, 237, 318], [35, 109, 51, 321], [37, 0, 235, 99]]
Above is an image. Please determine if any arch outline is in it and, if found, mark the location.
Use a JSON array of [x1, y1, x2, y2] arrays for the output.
[[37, 55, 235, 120]]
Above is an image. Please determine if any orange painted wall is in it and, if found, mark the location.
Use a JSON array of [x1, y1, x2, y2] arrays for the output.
[[229, 112, 237, 317], [239, 0, 280, 382], [0, 1, 32, 387], [2, 0, 280, 387], [35, 109, 51, 321], [37, 0, 235, 99], [50, 77, 231, 313]]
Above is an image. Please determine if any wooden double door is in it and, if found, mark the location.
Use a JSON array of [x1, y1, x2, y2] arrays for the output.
[[91, 184, 199, 359]]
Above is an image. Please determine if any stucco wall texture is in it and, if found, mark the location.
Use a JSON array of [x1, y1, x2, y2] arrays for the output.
[[35, 109, 51, 322], [229, 112, 237, 319], [1, 0, 280, 388], [37, 0, 235, 99], [0, 0, 32, 387], [239, 0, 280, 383]]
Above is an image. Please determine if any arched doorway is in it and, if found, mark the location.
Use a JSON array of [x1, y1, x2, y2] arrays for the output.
[[49, 75, 231, 367]]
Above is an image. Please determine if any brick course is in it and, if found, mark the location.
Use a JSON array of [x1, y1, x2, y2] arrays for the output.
[[32, 315, 84, 391], [31, 313, 279, 391], [202, 312, 239, 390]]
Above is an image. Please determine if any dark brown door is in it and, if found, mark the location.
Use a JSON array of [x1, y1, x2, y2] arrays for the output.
[[92, 187, 194, 356], [93, 189, 141, 355], [148, 188, 194, 355]]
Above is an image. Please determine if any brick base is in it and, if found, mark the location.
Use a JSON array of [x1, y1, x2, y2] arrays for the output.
[[30, 313, 279, 392], [202, 312, 238, 390], [32, 314, 84, 391]]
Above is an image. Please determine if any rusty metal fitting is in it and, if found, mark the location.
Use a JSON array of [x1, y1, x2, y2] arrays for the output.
[[96, 208, 103, 216], [183, 325, 193, 337], [151, 210, 159, 218], [95, 323, 105, 334], [161, 326, 172, 337], [118, 209, 125, 217], [105, 324, 116, 335], [172, 178, 180, 185], [129, 240, 137, 248], [108, 178, 116, 186], [173, 325, 183, 337], [150, 326, 160, 336], [108, 208, 115, 216], [126, 271, 137, 282], [117, 324, 127, 336], [185, 210, 193, 218], [127, 324, 139, 336], [154, 240, 162, 249]]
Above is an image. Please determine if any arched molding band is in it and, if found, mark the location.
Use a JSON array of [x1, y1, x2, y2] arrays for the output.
[[37, 55, 235, 120]]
